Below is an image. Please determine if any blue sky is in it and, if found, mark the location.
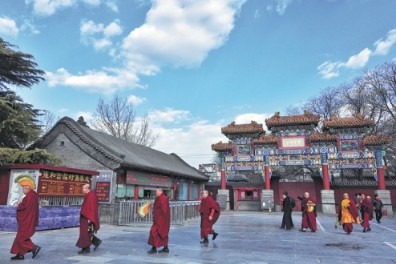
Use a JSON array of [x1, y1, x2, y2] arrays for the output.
[[1, 0, 396, 168]]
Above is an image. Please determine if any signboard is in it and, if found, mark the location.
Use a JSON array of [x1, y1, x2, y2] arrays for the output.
[[95, 182, 111, 202], [216, 194, 227, 210], [126, 171, 172, 187], [95, 170, 113, 203], [7, 169, 40, 206], [38, 170, 90, 197], [280, 136, 306, 149]]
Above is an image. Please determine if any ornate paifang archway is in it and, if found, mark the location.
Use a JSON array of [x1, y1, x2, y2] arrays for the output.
[[212, 112, 392, 214]]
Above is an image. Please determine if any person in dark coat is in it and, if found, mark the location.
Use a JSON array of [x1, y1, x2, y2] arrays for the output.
[[147, 188, 170, 254], [199, 190, 220, 243], [372, 194, 384, 223], [280, 191, 294, 230], [76, 184, 101, 254], [10, 175, 41, 260]]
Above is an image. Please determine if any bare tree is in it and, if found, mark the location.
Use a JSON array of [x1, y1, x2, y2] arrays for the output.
[[38, 110, 57, 135], [90, 95, 157, 147], [303, 86, 343, 119]]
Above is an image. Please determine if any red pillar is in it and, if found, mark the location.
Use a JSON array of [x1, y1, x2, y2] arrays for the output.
[[377, 167, 386, 190], [321, 164, 330, 190], [134, 185, 139, 200], [264, 166, 270, 190], [221, 169, 226, 190]]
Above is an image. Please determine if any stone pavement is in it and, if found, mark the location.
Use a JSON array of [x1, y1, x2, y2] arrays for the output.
[[1, 211, 396, 264]]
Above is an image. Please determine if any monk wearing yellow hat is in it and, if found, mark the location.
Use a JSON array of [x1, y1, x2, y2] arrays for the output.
[[10, 175, 41, 260]]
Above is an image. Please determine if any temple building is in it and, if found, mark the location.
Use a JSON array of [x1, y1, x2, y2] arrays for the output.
[[30, 117, 208, 203], [210, 112, 394, 214]]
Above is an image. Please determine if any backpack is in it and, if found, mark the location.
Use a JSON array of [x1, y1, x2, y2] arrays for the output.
[[290, 197, 296, 208]]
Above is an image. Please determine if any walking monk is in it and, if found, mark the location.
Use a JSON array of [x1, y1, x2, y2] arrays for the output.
[[199, 190, 220, 243], [338, 193, 360, 234], [360, 194, 373, 232], [76, 184, 101, 254], [10, 175, 41, 260], [147, 188, 170, 254], [299, 192, 317, 232]]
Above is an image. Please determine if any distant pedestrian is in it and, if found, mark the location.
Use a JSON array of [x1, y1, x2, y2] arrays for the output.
[[299, 192, 317, 232], [280, 191, 294, 230], [199, 190, 220, 243], [76, 184, 101, 254], [147, 188, 170, 254], [338, 193, 360, 235], [360, 194, 373, 232], [372, 194, 383, 223], [10, 175, 41, 260]]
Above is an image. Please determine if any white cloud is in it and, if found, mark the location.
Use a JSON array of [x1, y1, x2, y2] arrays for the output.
[[0, 17, 19, 37], [20, 19, 40, 34], [105, 1, 118, 12], [234, 113, 272, 130], [154, 120, 227, 168], [46, 68, 140, 94], [49, 0, 246, 94], [148, 108, 191, 124], [318, 28, 396, 79], [80, 19, 122, 51], [127, 95, 146, 106], [374, 29, 396, 55], [341, 48, 372, 69], [266, 0, 293, 15], [122, 0, 246, 73], [27, 0, 116, 16], [317, 61, 340, 79], [27, 0, 76, 16]]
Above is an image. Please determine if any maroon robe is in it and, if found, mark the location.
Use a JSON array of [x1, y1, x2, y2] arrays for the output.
[[301, 197, 317, 232], [199, 195, 220, 239], [148, 193, 170, 247], [361, 198, 373, 229], [10, 190, 39, 255], [76, 191, 100, 248]]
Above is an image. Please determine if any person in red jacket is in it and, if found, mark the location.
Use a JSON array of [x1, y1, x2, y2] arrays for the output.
[[76, 184, 101, 254], [199, 190, 220, 244], [147, 188, 170, 254], [10, 175, 41, 260]]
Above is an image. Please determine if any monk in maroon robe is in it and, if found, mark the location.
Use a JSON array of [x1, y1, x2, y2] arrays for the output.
[[299, 192, 317, 232], [10, 178, 41, 260], [147, 188, 170, 254], [199, 190, 220, 243], [360, 195, 373, 232], [76, 184, 101, 254]]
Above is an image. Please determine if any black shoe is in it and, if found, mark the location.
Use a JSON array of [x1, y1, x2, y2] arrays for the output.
[[158, 247, 169, 253], [212, 232, 218, 240], [32, 245, 41, 259], [147, 247, 157, 254], [78, 247, 90, 254], [11, 254, 24, 260], [367, 228, 371, 232], [93, 239, 102, 251], [200, 239, 209, 244], [363, 228, 366, 233]]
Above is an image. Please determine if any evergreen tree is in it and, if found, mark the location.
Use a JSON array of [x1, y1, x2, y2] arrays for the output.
[[0, 38, 45, 91]]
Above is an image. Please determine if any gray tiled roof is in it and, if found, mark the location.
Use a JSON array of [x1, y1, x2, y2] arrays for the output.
[[33, 117, 208, 181]]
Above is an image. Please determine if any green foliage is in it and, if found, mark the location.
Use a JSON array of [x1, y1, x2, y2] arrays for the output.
[[0, 148, 61, 166], [0, 38, 45, 91], [0, 90, 42, 149]]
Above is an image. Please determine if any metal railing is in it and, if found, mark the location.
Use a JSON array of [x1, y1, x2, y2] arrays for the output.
[[99, 200, 201, 226]]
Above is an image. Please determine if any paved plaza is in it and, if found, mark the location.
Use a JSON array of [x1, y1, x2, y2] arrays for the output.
[[1, 211, 396, 264]]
